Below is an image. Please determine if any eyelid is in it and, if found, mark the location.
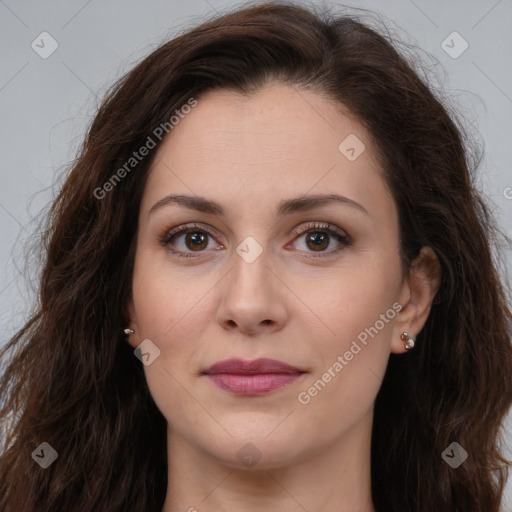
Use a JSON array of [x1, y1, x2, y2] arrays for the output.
[[159, 222, 222, 245], [290, 221, 350, 243]]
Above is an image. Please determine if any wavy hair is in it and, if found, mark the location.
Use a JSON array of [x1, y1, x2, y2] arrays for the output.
[[1, 2, 511, 511]]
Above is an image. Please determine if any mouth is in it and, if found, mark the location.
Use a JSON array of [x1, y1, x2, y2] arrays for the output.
[[201, 358, 307, 396]]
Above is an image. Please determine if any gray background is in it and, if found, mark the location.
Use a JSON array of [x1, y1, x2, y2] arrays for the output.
[[1, 0, 511, 507]]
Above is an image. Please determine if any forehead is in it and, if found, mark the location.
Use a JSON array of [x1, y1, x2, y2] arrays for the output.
[[142, 83, 393, 221], [159, 84, 368, 165]]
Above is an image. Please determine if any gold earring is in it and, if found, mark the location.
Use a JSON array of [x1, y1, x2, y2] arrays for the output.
[[401, 331, 416, 350]]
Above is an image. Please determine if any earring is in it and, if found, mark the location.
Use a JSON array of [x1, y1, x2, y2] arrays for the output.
[[401, 331, 416, 350], [124, 328, 134, 335]]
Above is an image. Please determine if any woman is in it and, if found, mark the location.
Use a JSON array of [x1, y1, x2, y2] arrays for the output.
[[1, 2, 511, 511]]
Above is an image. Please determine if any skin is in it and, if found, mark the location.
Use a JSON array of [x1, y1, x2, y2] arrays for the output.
[[126, 82, 440, 512]]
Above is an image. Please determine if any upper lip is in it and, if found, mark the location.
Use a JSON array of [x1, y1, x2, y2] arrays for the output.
[[203, 358, 305, 375]]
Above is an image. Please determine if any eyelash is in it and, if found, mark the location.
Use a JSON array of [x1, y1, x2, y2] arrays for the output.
[[159, 222, 352, 259]]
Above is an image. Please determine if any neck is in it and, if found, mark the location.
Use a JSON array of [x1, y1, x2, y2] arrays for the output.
[[162, 411, 376, 512]]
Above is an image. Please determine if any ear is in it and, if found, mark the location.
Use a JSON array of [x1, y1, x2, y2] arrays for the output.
[[123, 296, 140, 349], [390, 246, 441, 354]]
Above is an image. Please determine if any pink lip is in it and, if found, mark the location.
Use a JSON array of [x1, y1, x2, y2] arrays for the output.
[[203, 358, 306, 395]]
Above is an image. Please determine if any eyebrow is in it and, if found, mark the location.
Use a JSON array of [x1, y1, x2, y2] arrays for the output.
[[148, 193, 369, 217]]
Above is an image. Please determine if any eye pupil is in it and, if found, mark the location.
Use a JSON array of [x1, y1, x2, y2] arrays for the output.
[[186, 232, 207, 250], [307, 232, 329, 251]]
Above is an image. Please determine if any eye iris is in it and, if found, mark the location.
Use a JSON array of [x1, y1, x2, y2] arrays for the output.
[[186, 232, 207, 251], [306, 231, 329, 251]]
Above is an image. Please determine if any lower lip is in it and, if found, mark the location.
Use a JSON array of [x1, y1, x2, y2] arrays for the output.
[[207, 373, 303, 395]]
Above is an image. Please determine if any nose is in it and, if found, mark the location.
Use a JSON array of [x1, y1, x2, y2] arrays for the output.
[[216, 247, 288, 336]]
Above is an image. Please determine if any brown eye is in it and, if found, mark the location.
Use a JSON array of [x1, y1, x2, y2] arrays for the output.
[[305, 231, 330, 251], [183, 231, 208, 251], [291, 222, 351, 258], [159, 223, 223, 259]]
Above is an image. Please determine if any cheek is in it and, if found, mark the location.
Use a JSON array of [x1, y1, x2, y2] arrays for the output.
[[295, 258, 400, 415], [131, 248, 214, 343], [131, 255, 211, 429], [307, 257, 400, 347]]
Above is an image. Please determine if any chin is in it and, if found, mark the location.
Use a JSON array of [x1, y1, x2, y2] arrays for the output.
[[195, 422, 311, 470]]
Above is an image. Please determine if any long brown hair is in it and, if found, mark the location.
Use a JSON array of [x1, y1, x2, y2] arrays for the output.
[[1, 2, 511, 511]]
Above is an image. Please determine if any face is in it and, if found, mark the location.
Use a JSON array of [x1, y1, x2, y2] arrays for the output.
[[127, 82, 411, 469]]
